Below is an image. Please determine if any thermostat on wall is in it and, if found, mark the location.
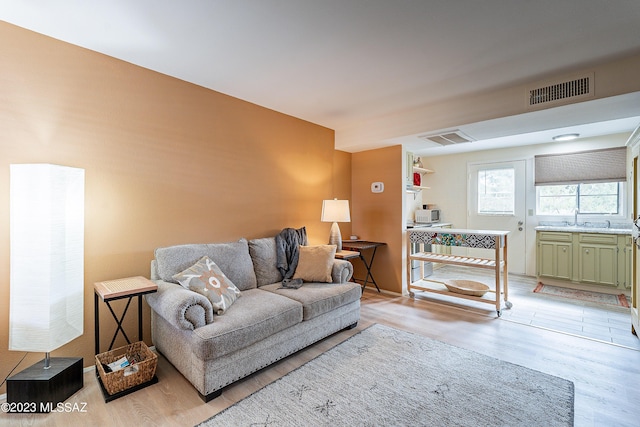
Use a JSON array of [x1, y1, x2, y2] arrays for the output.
[[371, 182, 384, 193]]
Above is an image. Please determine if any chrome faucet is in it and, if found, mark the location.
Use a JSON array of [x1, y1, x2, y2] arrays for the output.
[[573, 208, 579, 226]]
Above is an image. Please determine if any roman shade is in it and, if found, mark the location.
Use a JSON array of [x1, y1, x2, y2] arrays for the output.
[[534, 147, 626, 185]]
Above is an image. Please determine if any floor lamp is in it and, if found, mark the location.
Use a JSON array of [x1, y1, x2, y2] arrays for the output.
[[7, 164, 85, 413], [321, 199, 351, 251]]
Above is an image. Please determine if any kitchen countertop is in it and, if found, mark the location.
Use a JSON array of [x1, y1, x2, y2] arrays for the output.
[[535, 225, 632, 235], [406, 222, 453, 229]]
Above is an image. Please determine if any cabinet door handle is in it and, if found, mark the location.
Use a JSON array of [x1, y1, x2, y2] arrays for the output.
[[585, 249, 590, 254]]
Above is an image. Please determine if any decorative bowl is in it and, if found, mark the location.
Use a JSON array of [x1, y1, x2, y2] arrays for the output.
[[444, 279, 490, 297]]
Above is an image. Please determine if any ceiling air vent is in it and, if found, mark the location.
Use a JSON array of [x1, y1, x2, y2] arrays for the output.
[[418, 130, 475, 146], [527, 73, 594, 108]]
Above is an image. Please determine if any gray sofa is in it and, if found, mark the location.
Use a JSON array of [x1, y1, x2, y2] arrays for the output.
[[145, 236, 361, 401]]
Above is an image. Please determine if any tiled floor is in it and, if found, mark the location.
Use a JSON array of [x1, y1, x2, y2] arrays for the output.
[[414, 265, 640, 350]]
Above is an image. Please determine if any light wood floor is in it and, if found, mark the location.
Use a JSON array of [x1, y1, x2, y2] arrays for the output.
[[417, 265, 640, 349], [1, 287, 639, 427]]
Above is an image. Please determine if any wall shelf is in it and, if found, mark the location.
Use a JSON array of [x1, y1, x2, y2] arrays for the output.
[[406, 166, 434, 193], [413, 166, 434, 174], [406, 185, 431, 192]]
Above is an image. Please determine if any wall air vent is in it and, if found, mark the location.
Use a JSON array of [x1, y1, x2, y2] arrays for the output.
[[527, 73, 594, 108], [418, 130, 475, 146]]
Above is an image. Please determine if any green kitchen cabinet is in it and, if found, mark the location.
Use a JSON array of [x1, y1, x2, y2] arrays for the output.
[[577, 243, 617, 286], [536, 230, 630, 289], [537, 232, 573, 281], [577, 233, 618, 286]]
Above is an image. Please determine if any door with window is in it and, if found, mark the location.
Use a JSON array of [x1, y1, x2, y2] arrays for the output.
[[468, 161, 527, 274]]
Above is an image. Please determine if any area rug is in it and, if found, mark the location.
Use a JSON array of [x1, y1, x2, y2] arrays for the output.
[[197, 324, 574, 427], [534, 282, 630, 308]]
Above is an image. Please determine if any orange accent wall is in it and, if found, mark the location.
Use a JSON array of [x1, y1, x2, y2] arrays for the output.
[[0, 22, 350, 392], [351, 146, 403, 293]]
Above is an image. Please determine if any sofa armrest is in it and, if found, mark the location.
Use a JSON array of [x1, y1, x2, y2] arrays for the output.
[[331, 259, 353, 283], [145, 280, 214, 330]]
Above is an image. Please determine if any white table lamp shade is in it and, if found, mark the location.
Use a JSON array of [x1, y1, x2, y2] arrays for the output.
[[9, 164, 84, 353], [321, 199, 350, 223]]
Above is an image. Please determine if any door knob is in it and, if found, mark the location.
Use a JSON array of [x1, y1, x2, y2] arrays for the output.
[[517, 221, 523, 226]]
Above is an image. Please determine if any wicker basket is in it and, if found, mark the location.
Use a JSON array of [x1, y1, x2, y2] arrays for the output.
[[95, 341, 157, 395]]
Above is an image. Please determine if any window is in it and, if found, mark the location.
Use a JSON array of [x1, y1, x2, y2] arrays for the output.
[[537, 182, 622, 215], [477, 168, 515, 215]]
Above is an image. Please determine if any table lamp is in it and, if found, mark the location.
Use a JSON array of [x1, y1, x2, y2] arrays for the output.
[[7, 164, 85, 412], [321, 199, 351, 251]]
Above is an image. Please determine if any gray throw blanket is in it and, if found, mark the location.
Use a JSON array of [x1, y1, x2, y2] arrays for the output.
[[276, 227, 307, 287]]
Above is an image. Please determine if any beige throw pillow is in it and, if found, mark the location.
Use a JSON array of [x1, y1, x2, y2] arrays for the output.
[[173, 256, 241, 315], [293, 245, 337, 283]]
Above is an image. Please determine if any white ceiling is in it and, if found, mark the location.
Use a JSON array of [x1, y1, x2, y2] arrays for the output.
[[2, 0, 640, 155]]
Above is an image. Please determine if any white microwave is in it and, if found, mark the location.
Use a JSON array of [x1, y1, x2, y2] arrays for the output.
[[415, 209, 441, 223]]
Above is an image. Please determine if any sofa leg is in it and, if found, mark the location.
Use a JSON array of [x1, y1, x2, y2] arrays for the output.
[[345, 322, 358, 330], [200, 388, 222, 402]]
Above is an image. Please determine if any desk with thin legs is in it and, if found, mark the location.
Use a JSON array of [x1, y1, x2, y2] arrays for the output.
[[340, 241, 386, 292]]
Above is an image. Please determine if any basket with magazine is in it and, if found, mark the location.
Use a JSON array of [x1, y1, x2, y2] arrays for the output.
[[95, 341, 157, 395]]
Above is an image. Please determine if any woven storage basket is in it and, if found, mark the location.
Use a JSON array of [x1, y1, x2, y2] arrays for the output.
[[95, 341, 157, 395]]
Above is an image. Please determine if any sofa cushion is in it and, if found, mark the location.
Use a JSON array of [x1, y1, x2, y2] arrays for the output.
[[260, 281, 361, 321], [190, 288, 302, 360], [173, 256, 241, 315], [155, 239, 257, 291], [248, 237, 283, 287], [292, 245, 337, 283]]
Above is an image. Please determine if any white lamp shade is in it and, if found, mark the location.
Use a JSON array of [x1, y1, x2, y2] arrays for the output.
[[321, 199, 351, 223], [9, 164, 85, 353]]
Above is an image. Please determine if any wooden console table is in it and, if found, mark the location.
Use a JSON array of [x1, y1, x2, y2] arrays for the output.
[[407, 228, 511, 316]]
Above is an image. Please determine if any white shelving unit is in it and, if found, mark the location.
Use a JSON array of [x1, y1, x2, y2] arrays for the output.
[[407, 166, 434, 192]]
